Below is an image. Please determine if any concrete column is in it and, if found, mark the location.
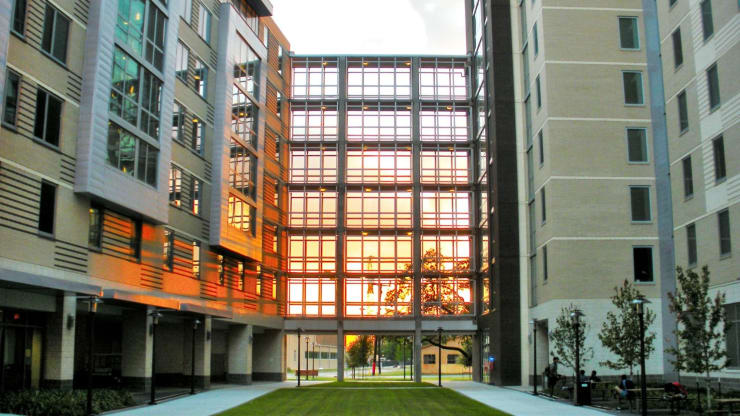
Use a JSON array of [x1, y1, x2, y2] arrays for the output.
[[252, 329, 285, 381], [121, 308, 153, 391], [336, 324, 344, 381], [413, 327, 422, 383], [227, 323, 252, 384], [472, 332, 481, 382], [43, 293, 76, 389], [192, 316, 212, 389]]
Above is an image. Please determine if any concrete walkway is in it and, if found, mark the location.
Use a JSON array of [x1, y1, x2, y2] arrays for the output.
[[106, 381, 308, 416], [447, 381, 610, 416]]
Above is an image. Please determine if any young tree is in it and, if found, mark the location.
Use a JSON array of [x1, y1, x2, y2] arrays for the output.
[[667, 266, 728, 409], [550, 304, 593, 374], [598, 280, 656, 375], [346, 335, 373, 379]]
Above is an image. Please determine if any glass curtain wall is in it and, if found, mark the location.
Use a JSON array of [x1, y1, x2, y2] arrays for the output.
[[288, 56, 475, 319]]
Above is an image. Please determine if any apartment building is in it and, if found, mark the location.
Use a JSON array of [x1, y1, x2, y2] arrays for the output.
[[0, 0, 290, 392], [659, 0, 739, 382]]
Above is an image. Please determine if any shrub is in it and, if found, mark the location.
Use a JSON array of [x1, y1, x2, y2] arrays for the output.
[[0, 389, 135, 416]]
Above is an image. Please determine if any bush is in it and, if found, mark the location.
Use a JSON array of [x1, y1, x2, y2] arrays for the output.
[[0, 389, 135, 416]]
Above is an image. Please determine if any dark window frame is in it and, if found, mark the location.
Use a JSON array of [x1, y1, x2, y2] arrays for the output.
[[88, 205, 103, 249], [687, 223, 697, 267], [707, 63, 720, 110], [622, 71, 644, 105], [672, 28, 683, 68], [627, 127, 649, 163], [11, 0, 27, 36], [701, 0, 714, 40], [677, 90, 689, 133], [38, 181, 57, 236], [630, 186, 652, 222], [41, 4, 70, 64], [713, 136, 726, 183], [33, 88, 63, 147], [682, 156, 694, 199], [3, 69, 21, 127], [633, 246, 654, 283], [618, 16, 640, 50], [718, 210, 731, 257]]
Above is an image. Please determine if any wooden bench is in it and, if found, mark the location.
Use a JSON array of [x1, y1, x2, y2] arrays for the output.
[[295, 369, 319, 377]]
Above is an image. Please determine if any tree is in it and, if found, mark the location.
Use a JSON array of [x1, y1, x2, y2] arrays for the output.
[[598, 280, 656, 375], [550, 304, 593, 374], [346, 335, 373, 379], [457, 336, 473, 371], [666, 266, 728, 409]]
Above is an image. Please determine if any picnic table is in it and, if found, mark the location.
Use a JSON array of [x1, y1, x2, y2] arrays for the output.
[[716, 398, 740, 413]]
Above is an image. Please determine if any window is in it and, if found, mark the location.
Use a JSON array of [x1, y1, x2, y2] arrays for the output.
[[290, 147, 337, 184], [346, 235, 413, 273], [183, 0, 192, 23], [682, 156, 694, 198], [131, 219, 142, 260], [290, 191, 337, 227], [88, 206, 103, 248], [672, 28, 683, 68], [421, 277, 472, 315], [344, 277, 412, 317], [538, 130, 544, 165], [231, 33, 260, 98], [630, 186, 651, 222], [163, 229, 173, 270], [535, 75, 541, 108], [106, 123, 159, 186], [34, 89, 62, 147], [191, 178, 201, 215], [420, 235, 471, 273], [418, 59, 467, 100], [349, 105, 412, 142], [348, 58, 412, 99], [540, 187, 546, 224], [627, 128, 648, 163], [669, 0, 677, 6], [191, 117, 203, 154], [109, 47, 162, 139], [3, 70, 21, 126], [198, 4, 211, 43], [192, 241, 200, 279], [424, 355, 436, 364], [623, 71, 644, 105], [290, 104, 337, 142], [719, 210, 731, 257], [229, 138, 257, 199], [172, 102, 184, 142], [447, 354, 459, 364], [231, 0, 258, 33], [713, 136, 726, 183], [347, 149, 412, 184], [707, 64, 720, 110], [231, 87, 259, 146], [38, 181, 56, 235], [217, 255, 224, 285], [687, 223, 697, 267], [42, 5, 69, 63], [619, 17, 639, 49], [169, 165, 182, 206], [292, 58, 338, 98], [725, 303, 740, 367], [542, 244, 548, 281], [11, 0, 26, 35], [194, 58, 207, 97], [144, 2, 166, 71], [701, 0, 713, 40], [418, 105, 469, 143], [176, 42, 189, 82], [633, 246, 653, 282], [287, 277, 336, 316], [533, 22, 539, 55], [288, 235, 336, 273], [227, 194, 255, 235], [678, 90, 689, 132], [420, 192, 470, 229]]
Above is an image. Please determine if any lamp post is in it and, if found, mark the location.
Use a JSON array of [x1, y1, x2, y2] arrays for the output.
[[437, 327, 443, 387], [297, 328, 301, 386], [530, 319, 538, 396], [190, 319, 201, 395], [312, 342, 316, 379], [149, 309, 162, 405], [402, 337, 406, 381], [570, 309, 584, 406], [633, 296, 650, 416], [86, 297, 102, 416], [305, 336, 310, 381]]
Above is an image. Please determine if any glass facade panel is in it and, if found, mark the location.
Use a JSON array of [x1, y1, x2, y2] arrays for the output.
[[289, 191, 337, 227], [346, 191, 412, 229], [419, 106, 470, 142], [345, 235, 412, 274], [421, 277, 473, 316], [291, 104, 338, 141], [345, 277, 412, 317], [289, 235, 336, 273], [346, 149, 412, 184], [287, 277, 336, 316], [347, 58, 411, 99], [421, 192, 471, 229], [290, 147, 337, 184], [347, 105, 411, 142]]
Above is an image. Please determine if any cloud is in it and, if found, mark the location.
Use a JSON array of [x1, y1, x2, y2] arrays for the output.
[[271, 0, 465, 55]]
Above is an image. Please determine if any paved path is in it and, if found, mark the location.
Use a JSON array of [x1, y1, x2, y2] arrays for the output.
[[447, 381, 610, 416], [106, 381, 319, 416]]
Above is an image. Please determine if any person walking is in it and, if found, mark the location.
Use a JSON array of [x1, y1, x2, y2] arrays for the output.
[[546, 357, 561, 396]]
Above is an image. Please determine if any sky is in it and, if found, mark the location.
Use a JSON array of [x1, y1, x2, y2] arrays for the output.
[[270, 0, 466, 55]]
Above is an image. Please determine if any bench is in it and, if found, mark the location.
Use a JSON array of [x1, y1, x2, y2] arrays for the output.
[[295, 369, 319, 377]]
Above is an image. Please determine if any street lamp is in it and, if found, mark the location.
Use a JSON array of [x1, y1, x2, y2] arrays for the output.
[[312, 342, 316, 379], [85, 297, 102, 416], [305, 336, 310, 381], [149, 309, 163, 405], [633, 296, 651, 416], [529, 319, 538, 396], [190, 319, 201, 395], [297, 328, 302, 387], [402, 337, 406, 381], [437, 327, 443, 387], [570, 309, 584, 406]]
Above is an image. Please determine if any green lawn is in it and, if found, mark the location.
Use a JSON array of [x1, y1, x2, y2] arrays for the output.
[[305, 381, 432, 388], [215, 386, 511, 416]]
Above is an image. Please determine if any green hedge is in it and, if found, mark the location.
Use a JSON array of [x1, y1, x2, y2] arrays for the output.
[[0, 389, 135, 416]]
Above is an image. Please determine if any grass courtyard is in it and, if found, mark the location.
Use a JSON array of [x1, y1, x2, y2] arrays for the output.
[[216, 382, 511, 416]]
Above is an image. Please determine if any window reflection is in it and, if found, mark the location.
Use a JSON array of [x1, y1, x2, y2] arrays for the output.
[[290, 147, 337, 183], [347, 105, 411, 141], [289, 235, 336, 273], [421, 277, 472, 316], [420, 149, 470, 184], [346, 191, 412, 229], [291, 104, 338, 141], [292, 58, 338, 98], [346, 235, 412, 274], [346, 149, 412, 184], [287, 277, 336, 316], [421, 192, 470, 229], [345, 277, 412, 317], [347, 58, 411, 99], [289, 191, 337, 228], [420, 235, 471, 273]]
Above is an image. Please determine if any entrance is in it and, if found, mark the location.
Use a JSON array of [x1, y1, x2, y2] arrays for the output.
[[0, 309, 44, 391]]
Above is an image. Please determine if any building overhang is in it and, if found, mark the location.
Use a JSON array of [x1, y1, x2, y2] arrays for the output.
[[0, 267, 102, 296], [245, 0, 272, 16]]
